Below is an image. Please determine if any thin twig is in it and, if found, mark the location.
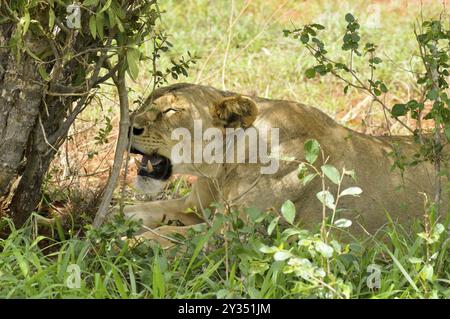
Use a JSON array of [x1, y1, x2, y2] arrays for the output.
[[141, 225, 186, 246], [304, 44, 415, 135], [38, 115, 58, 153], [93, 58, 130, 228]]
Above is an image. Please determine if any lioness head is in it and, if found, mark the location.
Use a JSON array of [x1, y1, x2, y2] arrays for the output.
[[129, 84, 258, 194]]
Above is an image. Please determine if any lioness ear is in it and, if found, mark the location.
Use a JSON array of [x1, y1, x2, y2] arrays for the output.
[[213, 96, 258, 128]]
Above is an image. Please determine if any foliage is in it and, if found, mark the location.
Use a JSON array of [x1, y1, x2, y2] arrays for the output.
[[0, 0, 196, 149], [1, 139, 449, 298], [284, 11, 450, 218]]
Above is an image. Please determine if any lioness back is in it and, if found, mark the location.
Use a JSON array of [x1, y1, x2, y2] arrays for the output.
[[129, 83, 444, 236]]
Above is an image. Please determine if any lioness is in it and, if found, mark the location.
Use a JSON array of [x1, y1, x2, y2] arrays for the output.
[[124, 83, 440, 242]]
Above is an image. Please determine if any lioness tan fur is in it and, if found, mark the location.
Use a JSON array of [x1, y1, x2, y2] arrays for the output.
[[123, 83, 442, 243]]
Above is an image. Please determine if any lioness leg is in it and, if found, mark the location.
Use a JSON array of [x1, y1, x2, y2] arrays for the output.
[[123, 177, 217, 228], [122, 197, 203, 228], [128, 225, 202, 249]]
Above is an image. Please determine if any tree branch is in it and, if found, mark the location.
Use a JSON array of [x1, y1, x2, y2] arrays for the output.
[[92, 60, 130, 228]]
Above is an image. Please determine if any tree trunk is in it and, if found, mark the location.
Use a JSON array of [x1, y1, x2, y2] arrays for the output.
[[8, 105, 64, 226], [0, 0, 147, 227], [0, 25, 39, 198], [0, 23, 73, 226]]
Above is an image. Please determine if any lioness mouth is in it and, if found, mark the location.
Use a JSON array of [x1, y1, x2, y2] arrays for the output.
[[130, 148, 172, 180]]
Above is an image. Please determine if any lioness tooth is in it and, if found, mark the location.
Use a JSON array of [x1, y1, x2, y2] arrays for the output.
[[147, 161, 153, 172]]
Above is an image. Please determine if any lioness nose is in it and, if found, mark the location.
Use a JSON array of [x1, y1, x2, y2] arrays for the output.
[[132, 127, 145, 136]]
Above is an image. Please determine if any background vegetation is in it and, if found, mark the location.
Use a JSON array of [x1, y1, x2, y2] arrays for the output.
[[0, 0, 449, 299]]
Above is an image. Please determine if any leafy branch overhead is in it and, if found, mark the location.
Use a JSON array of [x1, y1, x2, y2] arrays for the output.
[[2, 0, 196, 110], [283, 14, 450, 134]]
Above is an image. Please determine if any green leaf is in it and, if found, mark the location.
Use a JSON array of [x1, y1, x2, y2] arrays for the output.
[[89, 15, 97, 39], [22, 11, 31, 35], [427, 89, 439, 100], [314, 64, 327, 75], [259, 245, 278, 254], [345, 13, 355, 23], [281, 228, 307, 240], [126, 48, 140, 80], [300, 33, 309, 43], [267, 216, 280, 235], [392, 104, 407, 117], [13, 248, 29, 277], [311, 23, 325, 30], [116, 18, 125, 33], [316, 191, 335, 209], [38, 65, 51, 82], [305, 26, 317, 36], [249, 261, 269, 275], [408, 257, 423, 264], [304, 139, 320, 164], [433, 223, 445, 236], [385, 249, 421, 293], [297, 163, 308, 180], [305, 67, 316, 79], [24, 47, 43, 62], [281, 200, 296, 224], [245, 207, 263, 223], [107, 7, 116, 27], [274, 250, 292, 261], [96, 12, 105, 40], [321, 165, 340, 184], [49, 8, 55, 29], [300, 173, 317, 186], [315, 241, 334, 258], [334, 218, 352, 228], [111, 267, 128, 298], [340, 187, 362, 197], [84, 0, 99, 6], [444, 127, 450, 141], [371, 57, 382, 64], [99, 0, 112, 13], [420, 264, 434, 281], [351, 33, 360, 42], [335, 62, 347, 70]]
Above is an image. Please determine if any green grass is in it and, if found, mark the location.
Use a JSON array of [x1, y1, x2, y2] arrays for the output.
[[1, 207, 449, 298]]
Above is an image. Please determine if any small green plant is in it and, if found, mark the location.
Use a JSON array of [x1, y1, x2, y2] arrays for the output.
[[255, 139, 362, 298], [0, 189, 449, 298], [284, 11, 450, 218]]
